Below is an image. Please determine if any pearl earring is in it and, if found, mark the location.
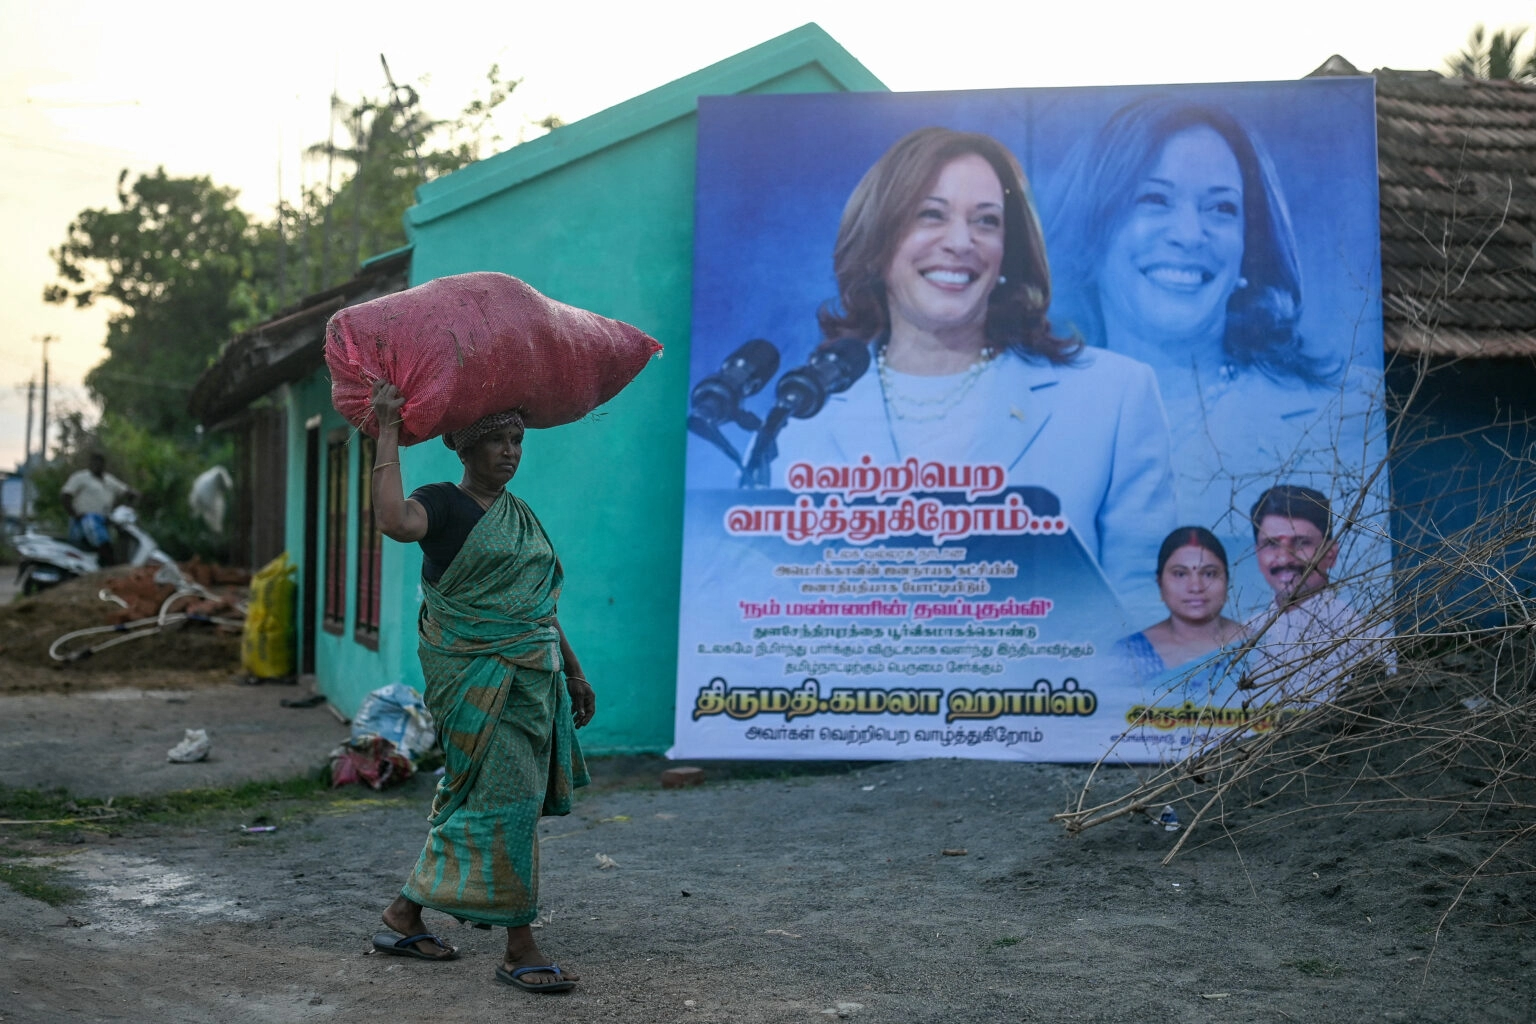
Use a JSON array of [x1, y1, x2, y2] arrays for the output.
[[1236, 277, 1249, 289], [997, 275, 1008, 285]]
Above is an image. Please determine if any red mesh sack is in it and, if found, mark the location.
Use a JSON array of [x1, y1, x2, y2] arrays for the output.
[[326, 272, 662, 445], [329, 737, 414, 790]]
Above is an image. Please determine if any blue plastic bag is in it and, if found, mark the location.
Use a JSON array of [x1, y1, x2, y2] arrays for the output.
[[350, 683, 436, 761]]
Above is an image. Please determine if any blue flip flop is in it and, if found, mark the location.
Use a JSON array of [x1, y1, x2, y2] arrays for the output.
[[370, 930, 458, 961], [496, 963, 576, 993]]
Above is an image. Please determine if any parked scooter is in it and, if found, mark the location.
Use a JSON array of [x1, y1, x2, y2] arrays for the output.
[[13, 505, 176, 595]]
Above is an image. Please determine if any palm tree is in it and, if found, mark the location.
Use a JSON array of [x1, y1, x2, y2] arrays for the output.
[[1446, 23, 1536, 81]]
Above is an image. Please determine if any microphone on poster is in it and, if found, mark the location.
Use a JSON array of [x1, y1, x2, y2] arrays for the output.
[[687, 338, 782, 467], [739, 338, 872, 487]]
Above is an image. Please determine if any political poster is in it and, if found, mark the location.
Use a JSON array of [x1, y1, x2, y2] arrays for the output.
[[674, 79, 1389, 762]]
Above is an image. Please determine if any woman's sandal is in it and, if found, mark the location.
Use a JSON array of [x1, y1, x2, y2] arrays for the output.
[[495, 963, 576, 993], [370, 930, 458, 961]]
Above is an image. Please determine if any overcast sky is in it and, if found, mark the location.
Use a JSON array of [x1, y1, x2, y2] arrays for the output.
[[2, 0, 1532, 469]]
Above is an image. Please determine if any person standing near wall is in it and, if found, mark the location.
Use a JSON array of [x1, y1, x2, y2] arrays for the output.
[[60, 452, 138, 565]]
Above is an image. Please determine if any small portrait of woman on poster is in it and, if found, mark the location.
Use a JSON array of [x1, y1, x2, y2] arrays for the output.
[[773, 126, 1178, 614], [1046, 95, 1377, 536], [1116, 526, 1247, 702]]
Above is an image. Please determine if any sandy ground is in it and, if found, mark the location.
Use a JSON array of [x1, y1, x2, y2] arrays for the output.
[[0, 675, 1532, 1024], [0, 566, 246, 695], [0, 683, 348, 797]]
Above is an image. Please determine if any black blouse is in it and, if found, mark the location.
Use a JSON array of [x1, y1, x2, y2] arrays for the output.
[[409, 482, 491, 584]]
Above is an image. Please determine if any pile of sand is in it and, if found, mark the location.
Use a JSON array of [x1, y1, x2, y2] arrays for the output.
[[0, 562, 249, 694]]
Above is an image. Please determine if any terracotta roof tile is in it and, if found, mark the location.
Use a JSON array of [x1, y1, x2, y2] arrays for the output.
[[1369, 70, 1536, 356]]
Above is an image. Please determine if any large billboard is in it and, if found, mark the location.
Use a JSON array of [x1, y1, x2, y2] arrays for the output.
[[673, 80, 1389, 762]]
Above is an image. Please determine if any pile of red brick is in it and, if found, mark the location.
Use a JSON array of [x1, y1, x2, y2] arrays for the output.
[[101, 559, 251, 627]]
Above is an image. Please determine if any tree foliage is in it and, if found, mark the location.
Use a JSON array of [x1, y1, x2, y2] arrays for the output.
[[266, 63, 531, 310], [1446, 23, 1536, 81], [273, 90, 446, 304], [45, 169, 262, 437], [44, 63, 548, 436], [37, 64, 554, 562]]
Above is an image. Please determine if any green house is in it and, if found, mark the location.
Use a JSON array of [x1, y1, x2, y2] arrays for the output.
[[192, 37, 1536, 757], [190, 25, 884, 753]]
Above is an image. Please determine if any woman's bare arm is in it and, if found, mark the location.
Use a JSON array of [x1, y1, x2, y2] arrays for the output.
[[370, 381, 430, 542], [556, 618, 597, 728]]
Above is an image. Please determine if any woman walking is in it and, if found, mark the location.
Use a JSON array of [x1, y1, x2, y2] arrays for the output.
[[366, 379, 596, 994]]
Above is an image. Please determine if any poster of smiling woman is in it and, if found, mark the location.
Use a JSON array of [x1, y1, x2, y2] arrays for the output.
[[673, 79, 1388, 762]]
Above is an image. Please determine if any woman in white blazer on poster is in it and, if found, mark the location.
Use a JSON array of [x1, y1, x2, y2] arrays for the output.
[[772, 126, 1177, 617], [1044, 95, 1390, 614]]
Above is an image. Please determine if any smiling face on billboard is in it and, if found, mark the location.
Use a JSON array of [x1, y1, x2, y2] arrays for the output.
[[882, 153, 1007, 352], [1098, 125, 1246, 352], [1254, 514, 1338, 604], [1158, 542, 1229, 627]]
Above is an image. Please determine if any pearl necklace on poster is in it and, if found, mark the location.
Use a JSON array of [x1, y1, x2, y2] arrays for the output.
[[877, 343, 998, 423]]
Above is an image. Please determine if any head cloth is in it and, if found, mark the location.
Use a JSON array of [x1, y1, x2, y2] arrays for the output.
[[442, 409, 524, 453]]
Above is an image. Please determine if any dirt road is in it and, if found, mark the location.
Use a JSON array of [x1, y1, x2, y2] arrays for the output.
[[0, 679, 1531, 1024]]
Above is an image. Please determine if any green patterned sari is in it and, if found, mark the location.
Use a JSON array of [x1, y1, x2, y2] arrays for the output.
[[401, 491, 588, 927]]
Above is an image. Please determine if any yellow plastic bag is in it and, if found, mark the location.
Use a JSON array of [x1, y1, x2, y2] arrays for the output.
[[242, 552, 297, 679]]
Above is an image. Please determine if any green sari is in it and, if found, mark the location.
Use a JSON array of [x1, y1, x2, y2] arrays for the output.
[[401, 491, 588, 927]]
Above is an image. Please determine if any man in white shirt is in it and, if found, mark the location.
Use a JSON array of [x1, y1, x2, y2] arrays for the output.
[[60, 452, 138, 564], [1241, 485, 1391, 706]]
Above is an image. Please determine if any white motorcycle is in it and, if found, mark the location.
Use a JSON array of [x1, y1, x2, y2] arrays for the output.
[[12, 505, 176, 595]]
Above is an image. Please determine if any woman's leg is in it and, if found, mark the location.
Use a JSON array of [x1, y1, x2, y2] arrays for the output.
[[380, 894, 456, 959], [503, 923, 579, 983]]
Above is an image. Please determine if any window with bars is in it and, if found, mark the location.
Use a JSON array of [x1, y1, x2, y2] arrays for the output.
[[354, 436, 382, 648], [322, 431, 349, 634]]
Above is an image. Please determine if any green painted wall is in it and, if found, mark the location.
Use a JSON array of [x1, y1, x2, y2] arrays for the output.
[[288, 25, 884, 748], [400, 119, 701, 754]]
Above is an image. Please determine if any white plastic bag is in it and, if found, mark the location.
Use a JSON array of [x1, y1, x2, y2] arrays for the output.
[[350, 684, 436, 762], [167, 728, 211, 763]]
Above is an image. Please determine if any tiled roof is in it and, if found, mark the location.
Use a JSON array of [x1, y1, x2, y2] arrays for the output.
[[188, 250, 410, 428], [1370, 68, 1536, 356]]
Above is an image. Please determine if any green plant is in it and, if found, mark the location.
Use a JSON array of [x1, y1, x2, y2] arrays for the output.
[[0, 774, 335, 837], [0, 859, 83, 907]]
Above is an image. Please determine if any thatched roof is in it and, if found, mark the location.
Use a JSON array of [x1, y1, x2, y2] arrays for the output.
[[1318, 59, 1536, 358]]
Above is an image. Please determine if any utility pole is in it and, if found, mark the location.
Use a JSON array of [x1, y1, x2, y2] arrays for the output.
[[23, 378, 35, 468], [22, 378, 35, 518], [37, 335, 53, 465]]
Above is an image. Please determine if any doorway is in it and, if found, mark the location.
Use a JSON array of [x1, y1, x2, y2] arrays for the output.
[[301, 421, 321, 676]]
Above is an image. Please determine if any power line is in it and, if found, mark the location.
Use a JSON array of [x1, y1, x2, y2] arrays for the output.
[[85, 370, 192, 390]]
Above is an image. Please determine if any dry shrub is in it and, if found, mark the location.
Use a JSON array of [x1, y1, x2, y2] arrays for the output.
[[1057, 194, 1536, 936]]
